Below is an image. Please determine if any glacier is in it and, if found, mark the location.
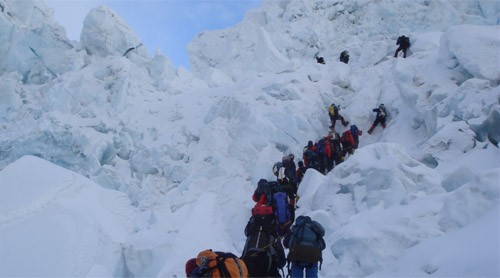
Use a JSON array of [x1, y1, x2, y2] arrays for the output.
[[0, 0, 499, 277]]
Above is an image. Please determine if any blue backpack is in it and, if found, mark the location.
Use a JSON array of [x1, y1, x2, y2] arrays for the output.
[[287, 216, 325, 264], [273, 192, 293, 235], [273, 192, 291, 223], [317, 138, 326, 154], [350, 125, 359, 139], [304, 147, 318, 163]]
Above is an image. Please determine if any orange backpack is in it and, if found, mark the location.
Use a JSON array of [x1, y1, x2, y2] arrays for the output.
[[196, 249, 248, 277]]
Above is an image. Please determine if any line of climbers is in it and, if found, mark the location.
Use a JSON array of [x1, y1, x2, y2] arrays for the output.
[[184, 102, 389, 277], [316, 35, 411, 65], [303, 101, 388, 175], [182, 27, 404, 278], [185, 153, 326, 277], [298, 103, 364, 175]]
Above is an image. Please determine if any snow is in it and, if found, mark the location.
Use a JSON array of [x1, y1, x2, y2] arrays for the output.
[[0, 156, 135, 277], [439, 25, 500, 82], [371, 202, 500, 277], [0, 0, 499, 277], [81, 5, 149, 60]]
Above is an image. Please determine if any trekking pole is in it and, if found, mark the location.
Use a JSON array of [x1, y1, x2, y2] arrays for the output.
[[286, 261, 291, 278]]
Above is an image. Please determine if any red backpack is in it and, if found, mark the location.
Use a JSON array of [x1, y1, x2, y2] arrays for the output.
[[251, 194, 273, 216], [341, 130, 355, 146]]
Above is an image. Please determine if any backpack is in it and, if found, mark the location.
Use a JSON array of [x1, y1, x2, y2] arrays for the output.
[[196, 249, 248, 277], [304, 146, 320, 170], [330, 133, 343, 160], [242, 215, 286, 271], [287, 216, 326, 264], [241, 248, 273, 277], [251, 194, 274, 216], [253, 180, 278, 205], [272, 192, 293, 235], [328, 104, 337, 117], [282, 155, 293, 169], [304, 147, 318, 163], [341, 131, 354, 147], [397, 36, 410, 47], [244, 214, 277, 238], [350, 125, 359, 139], [340, 51, 349, 63], [317, 138, 326, 155], [404, 36, 411, 47]]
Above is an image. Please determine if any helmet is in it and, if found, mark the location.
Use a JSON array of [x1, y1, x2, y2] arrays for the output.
[[288, 153, 295, 160], [379, 103, 385, 108]]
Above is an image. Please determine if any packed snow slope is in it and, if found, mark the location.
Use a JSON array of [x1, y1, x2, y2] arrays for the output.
[[0, 155, 136, 277], [0, 0, 499, 277]]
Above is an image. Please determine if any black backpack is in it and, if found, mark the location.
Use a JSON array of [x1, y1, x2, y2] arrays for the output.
[[241, 248, 272, 277], [340, 51, 349, 63], [397, 36, 411, 47], [404, 36, 411, 47], [254, 179, 279, 205], [242, 215, 286, 275]]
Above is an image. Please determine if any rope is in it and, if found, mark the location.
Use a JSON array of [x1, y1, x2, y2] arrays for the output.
[[273, 123, 300, 144], [261, 236, 283, 250]]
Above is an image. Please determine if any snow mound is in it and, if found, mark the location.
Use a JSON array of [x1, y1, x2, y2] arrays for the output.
[[295, 144, 499, 277], [371, 177, 499, 277], [325, 143, 444, 210], [0, 155, 137, 277], [439, 25, 500, 82]]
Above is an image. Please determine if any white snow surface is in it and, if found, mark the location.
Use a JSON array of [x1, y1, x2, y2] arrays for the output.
[[0, 0, 499, 277]]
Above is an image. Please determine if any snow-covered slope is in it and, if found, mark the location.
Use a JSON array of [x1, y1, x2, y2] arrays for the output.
[[0, 0, 499, 277], [0, 155, 136, 277], [188, 0, 500, 82]]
